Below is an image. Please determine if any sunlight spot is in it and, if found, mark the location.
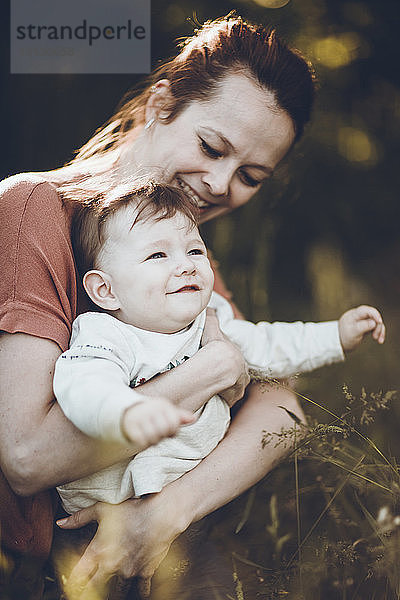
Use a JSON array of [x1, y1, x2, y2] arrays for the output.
[[337, 127, 378, 164], [252, 0, 291, 8], [312, 33, 362, 68]]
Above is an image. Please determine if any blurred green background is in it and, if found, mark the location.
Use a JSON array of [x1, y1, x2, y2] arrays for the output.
[[2, 0, 400, 439], [2, 2, 400, 596], [2, 0, 400, 463]]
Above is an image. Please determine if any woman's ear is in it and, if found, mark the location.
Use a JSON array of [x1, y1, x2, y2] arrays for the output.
[[145, 79, 173, 123], [83, 270, 120, 311]]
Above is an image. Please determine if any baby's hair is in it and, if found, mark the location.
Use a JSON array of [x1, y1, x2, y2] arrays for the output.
[[72, 179, 200, 277]]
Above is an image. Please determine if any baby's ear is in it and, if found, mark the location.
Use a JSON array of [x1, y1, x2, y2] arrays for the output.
[[83, 270, 120, 311]]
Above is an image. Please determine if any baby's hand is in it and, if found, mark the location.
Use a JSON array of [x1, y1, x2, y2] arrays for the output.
[[121, 399, 195, 449], [338, 305, 385, 352]]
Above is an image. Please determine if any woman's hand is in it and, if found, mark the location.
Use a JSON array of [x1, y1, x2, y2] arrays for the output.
[[201, 308, 250, 407], [0, 325, 248, 495], [58, 382, 304, 599], [58, 492, 188, 599]]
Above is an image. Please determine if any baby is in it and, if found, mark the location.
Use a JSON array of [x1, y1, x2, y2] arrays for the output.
[[53, 180, 385, 513]]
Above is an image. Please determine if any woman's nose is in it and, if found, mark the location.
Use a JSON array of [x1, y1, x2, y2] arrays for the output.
[[202, 166, 231, 199]]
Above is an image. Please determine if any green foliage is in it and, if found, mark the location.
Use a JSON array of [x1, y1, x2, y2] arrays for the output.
[[212, 384, 400, 599], [4, 0, 400, 597]]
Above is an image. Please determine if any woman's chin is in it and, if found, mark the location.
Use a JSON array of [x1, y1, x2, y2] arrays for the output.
[[198, 206, 230, 224]]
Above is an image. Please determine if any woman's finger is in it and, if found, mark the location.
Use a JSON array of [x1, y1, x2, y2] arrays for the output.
[[56, 504, 98, 529], [219, 371, 249, 407], [81, 566, 112, 598], [66, 551, 99, 598], [202, 308, 224, 344]]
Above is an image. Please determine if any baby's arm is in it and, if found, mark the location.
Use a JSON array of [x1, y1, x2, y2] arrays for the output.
[[210, 293, 385, 378], [121, 400, 194, 447], [338, 305, 385, 352], [54, 314, 193, 451]]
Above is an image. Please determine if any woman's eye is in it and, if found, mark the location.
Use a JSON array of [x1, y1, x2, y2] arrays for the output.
[[200, 138, 223, 159], [146, 252, 166, 260], [188, 248, 205, 256], [239, 170, 262, 188]]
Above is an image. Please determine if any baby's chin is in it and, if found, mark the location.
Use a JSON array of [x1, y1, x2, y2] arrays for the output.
[[161, 307, 209, 334], [152, 322, 194, 334], [163, 316, 200, 334]]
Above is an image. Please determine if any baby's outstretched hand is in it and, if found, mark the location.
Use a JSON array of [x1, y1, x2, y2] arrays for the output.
[[338, 305, 385, 352], [121, 399, 195, 449]]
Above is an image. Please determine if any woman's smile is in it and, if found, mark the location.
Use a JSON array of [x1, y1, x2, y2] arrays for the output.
[[175, 177, 222, 214], [128, 73, 295, 224]]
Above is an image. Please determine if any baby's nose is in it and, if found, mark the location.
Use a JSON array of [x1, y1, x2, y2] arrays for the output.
[[175, 257, 196, 275]]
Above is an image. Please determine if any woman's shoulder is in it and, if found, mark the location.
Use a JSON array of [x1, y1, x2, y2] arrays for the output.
[[0, 171, 56, 193], [0, 172, 67, 231], [0, 172, 59, 208]]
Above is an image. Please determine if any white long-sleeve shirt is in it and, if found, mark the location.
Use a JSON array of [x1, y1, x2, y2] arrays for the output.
[[54, 291, 344, 512]]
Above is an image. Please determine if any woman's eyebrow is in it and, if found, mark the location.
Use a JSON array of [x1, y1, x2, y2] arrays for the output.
[[248, 164, 274, 176], [202, 127, 235, 152], [207, 128, 274, 175]]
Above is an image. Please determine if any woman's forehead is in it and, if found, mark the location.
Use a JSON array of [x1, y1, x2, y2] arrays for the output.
[[194, 73, 275, 117], [187, 73, 295, 166]]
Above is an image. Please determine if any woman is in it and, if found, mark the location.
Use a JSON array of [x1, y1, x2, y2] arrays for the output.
[[0, 14, 314, 599]]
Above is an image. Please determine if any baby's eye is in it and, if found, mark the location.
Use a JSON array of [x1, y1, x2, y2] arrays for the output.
[[146, 251, 166, 260], [238, 169, 263, 188], [188, 248, 205, 256], [200, 138, 223, 159]]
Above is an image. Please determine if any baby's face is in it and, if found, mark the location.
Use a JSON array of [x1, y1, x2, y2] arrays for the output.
[[100, 210, 214, 333]]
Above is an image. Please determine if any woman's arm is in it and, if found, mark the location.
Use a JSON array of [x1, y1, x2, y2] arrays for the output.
[[0, 332, 131, 495], [0, 330, 247, 495], [135, 344, 247, 409], [61, 381, 305, 597]]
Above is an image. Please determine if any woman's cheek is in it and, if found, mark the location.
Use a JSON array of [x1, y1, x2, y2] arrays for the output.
[[232, 187, 256, 209]]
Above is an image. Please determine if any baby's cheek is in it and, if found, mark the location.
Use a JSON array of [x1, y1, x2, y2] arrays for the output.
[[206, 265, 215, 289]]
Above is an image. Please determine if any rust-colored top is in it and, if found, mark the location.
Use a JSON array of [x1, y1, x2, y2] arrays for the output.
[[0, 172, 241, 558]]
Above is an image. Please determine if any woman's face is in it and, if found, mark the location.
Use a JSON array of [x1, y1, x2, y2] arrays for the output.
[[127, 73, 296, 224]]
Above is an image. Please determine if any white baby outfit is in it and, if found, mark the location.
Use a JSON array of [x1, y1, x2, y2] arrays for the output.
[[54, 291, 344, 513]]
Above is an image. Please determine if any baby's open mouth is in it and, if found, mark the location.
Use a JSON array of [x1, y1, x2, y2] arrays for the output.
[[169, 285, 200, 293]]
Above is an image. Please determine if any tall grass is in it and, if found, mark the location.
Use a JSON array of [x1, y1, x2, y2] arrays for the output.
[[1, 383, 399, 599], [214, 381, 400, 599]]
